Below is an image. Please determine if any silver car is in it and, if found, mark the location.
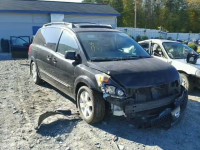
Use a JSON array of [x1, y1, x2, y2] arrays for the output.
[[139, 39, 200, 91]]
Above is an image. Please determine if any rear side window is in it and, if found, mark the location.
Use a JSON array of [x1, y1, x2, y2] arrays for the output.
[[33, 28, 45, 46], [33, 27, 62, 51], [43, 27, 62, 51], [140, 43, 149, 49], [57, 30, 79, 55], [140, 43, 150, 53]]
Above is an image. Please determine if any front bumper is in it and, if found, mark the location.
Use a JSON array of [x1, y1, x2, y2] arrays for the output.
[[104, 87, 188, 127]]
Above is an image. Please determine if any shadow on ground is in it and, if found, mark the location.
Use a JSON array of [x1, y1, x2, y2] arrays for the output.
[[190, 89, 200, 97], [35, 83, 78, 137], [37, 119, 80, 137]]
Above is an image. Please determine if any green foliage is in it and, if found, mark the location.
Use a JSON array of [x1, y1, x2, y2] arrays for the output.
[[155, 36, 164, 39], [127, 34, 134, 39], [188, 42, 198, 51], [167, 37, 173, 40], [82, 0, 200, 33], [135, 35, 142, 42], [142, 36, 148, 40], [159, 36, 164, 39], [82, 0, 124, 26]]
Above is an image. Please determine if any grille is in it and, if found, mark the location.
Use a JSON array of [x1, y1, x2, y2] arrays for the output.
[[129, 81, 180, 103]]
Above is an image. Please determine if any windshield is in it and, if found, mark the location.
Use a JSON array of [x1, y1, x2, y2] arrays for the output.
[[163, 42, 198, 59], [77, 32, 150, 61]]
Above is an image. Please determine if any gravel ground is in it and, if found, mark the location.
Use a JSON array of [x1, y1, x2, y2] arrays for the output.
[[0, 58, 200, 150]]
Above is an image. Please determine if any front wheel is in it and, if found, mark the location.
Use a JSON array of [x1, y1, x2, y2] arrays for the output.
[[77, 86, 105, 124], [180, 73, 193, 92]]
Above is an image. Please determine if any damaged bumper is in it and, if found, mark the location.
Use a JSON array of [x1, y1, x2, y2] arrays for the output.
[[104, 86, 188, 126]]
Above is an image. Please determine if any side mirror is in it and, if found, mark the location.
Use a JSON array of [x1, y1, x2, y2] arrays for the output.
[[65, 51, 76, 60], [187, 53, 199, 64]]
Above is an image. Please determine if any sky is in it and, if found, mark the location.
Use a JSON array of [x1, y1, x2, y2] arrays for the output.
[[42, 0, 82, 2]]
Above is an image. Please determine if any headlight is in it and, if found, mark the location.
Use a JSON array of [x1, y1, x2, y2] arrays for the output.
[[196, 70, 200, 78], [102, 85, 125, 97], [95, 73, 110, 86], [116, 89, 124, 96], [105, 85, 116, 95], [95, 73, 125, 97]]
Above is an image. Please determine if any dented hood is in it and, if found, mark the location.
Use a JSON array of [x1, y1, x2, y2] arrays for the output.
[[87, 58, 179, 88]]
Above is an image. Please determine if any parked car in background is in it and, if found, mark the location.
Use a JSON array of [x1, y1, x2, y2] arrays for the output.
[[139, 39, 200, 91], [29, 22, 187, 127]]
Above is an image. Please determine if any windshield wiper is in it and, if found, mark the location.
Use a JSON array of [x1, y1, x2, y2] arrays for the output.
[[123, 56, 150, 60], [90, 58, 116, 62]]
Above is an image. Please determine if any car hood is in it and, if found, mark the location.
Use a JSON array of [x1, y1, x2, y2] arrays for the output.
[[87, 58, 179, 88]]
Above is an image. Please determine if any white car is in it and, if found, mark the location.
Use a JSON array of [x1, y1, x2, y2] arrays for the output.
[[139, 39, 200, 91]]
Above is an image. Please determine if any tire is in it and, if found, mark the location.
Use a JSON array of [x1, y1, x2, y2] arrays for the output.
[[77, 86, 105, 124], [30, 61, 42, 85], [180, 73, 193, 92]]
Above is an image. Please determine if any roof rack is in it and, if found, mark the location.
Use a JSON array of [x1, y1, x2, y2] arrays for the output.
[[43, 22, 74, 28], [43, 22, 113, 29], [74, 23, 112, 29]]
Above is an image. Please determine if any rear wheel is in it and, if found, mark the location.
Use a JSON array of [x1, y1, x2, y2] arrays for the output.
[[77, 86, 105, 124], [180, 73, 193, 92], [30, 61, 42, 85]]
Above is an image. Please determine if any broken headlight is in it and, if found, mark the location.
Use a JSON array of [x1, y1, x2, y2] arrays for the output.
[[105, 85, 116, 95], [116, 89, 124, 96], [95, 73, 125, 97], [101, 85, 125, 97]]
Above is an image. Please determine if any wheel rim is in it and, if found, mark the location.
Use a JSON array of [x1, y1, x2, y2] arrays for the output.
[[182, 78, 188, 89], [79, 91, 93, 119], [31, 62, 37, 83]]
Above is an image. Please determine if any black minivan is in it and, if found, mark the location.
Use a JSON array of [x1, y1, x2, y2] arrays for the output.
[[29, 22, 188, 126]]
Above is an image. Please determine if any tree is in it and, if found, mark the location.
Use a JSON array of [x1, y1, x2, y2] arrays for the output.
[[187, 0, 200, 32], [82, 0, 200, 33], [82, 0, 124, 26]]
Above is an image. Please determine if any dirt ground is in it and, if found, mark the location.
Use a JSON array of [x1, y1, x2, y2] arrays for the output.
[[0, 57, 200, 150]]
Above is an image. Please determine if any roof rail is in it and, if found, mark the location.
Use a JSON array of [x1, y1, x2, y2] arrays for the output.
[[43, 22, 113, 29], [43, 22, 74, 28], [74, 24, 112, 29]]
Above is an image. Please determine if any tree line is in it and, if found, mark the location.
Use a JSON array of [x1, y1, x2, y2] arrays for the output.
[[83, 0, 200, 33]]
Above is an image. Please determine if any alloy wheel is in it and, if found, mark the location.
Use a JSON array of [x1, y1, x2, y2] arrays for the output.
[[182, 78, 188, 89], [79, 91, 93, 119]]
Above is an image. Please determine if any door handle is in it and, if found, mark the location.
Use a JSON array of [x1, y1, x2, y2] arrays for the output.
[[52, 58, 57, 64], [47, 55, 51, 61]]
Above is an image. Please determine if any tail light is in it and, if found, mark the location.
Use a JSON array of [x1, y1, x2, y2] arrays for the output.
[[28, 44, 32, 53]]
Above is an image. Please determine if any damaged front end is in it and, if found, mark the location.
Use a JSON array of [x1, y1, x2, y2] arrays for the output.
[[97, 74, 188, 127]]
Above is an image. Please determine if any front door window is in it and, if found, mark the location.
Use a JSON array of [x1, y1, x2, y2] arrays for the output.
[[10, 36, 30, 47]]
